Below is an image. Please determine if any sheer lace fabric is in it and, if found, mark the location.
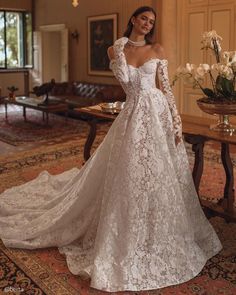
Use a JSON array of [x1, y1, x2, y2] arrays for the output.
[[0, 37, 222, 292]]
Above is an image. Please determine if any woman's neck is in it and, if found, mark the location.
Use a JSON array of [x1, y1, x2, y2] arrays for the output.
[[128, 33, 145, 42], [128, 34, 146, 47]]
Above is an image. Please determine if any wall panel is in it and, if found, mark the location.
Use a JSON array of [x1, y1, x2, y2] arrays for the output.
[[182, 91, 204, 117], [177, 0, 236, 118], [209, 0, 234, 4], [209, 5, 234, 50], [187, 0, 209, 7], [187, 10, 207, 64]]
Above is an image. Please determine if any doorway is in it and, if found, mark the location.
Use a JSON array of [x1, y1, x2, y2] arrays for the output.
[[31, 24, 68, 87], [42, 30, 62, 82]]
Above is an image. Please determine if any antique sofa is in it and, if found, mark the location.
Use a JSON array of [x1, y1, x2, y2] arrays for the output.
[[50, 81, 126, 109]]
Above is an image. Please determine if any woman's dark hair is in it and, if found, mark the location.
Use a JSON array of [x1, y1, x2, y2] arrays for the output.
[[123, 6, 156, 44]]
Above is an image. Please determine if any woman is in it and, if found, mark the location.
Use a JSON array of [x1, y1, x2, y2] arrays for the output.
[[0, 6, 222, 292]]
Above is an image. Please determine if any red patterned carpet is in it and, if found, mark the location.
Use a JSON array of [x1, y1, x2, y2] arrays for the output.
[[0, 104, 90, 146], [0, 108, 235, 295]]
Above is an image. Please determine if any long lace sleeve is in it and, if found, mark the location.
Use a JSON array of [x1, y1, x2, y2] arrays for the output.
[[109, 37, 129, 84], [157, 60, 182, 142]]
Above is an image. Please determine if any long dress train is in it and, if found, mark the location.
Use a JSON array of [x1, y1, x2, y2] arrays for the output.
[[0, 37, 222, 292]]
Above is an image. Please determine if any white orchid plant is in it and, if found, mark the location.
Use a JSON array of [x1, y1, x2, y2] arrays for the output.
[[172, 30, 236, 102]]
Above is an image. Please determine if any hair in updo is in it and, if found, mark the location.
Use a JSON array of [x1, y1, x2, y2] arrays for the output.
[[123, 6, 156, 44]]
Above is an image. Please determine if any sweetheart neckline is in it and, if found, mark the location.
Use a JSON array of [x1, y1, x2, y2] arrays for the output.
[[127, 57, 167, 69], [109, 57, 167, 70], [127, 58, 166, 69]]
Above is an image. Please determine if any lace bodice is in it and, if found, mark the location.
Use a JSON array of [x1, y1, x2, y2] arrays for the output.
[[110, 57, 158, 93], [110, 37, 182, 142]]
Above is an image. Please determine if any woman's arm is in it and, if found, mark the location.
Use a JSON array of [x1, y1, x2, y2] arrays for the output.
[[154, 45, 182, 145], [107, 37, 129, 84], [107, 46, 115, 60]]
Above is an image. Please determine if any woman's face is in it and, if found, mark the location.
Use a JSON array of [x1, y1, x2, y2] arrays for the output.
[[131, 11, 155, 35]]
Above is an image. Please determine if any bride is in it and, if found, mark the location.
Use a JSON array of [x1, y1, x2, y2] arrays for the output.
[[0, 5, 222, 292]]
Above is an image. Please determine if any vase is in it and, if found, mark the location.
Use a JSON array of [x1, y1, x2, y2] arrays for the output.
[[197, 98, 236, 134]]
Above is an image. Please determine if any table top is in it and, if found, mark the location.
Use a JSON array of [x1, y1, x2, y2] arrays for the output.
[[182, 114, 236, 144], [76, 105, 118, 120], [75, 105, 236, 145], [4, 96, 68, 111]]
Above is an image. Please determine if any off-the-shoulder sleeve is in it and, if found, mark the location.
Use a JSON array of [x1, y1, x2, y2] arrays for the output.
[[109, 37, 129, 84], [157, 60, 182, 141]]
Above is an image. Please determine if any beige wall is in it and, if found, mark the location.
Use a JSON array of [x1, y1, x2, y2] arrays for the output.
[[0, 0, 32, 11], [0, 72, 26, 96], [34, 0, 161, 84]]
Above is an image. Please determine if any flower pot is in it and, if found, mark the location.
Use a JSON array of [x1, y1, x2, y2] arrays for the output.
[[197, 98, 236, 134], [8, 92, 16, 101]]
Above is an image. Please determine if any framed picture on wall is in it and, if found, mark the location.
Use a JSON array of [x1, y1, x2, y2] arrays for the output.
[[88, 13, 117, 76]]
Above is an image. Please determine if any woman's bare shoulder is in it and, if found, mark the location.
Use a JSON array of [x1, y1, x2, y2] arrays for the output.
[[151, 42, 166, 60], [107, 46, 115, 60]]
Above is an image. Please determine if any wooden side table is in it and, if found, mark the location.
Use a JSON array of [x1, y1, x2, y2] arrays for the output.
[[75, 105, 115, 161], [182, 114, 236, 222]]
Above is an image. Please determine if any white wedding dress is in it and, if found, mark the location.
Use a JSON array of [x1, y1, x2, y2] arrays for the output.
[[0, 37, 222, 292]]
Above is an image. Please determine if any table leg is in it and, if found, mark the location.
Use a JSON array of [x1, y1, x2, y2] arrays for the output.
[[221, 143, 235, 213], [192, 141, 205, 195], [184, 134, 236, 222], [23, 107, 26, 121], [4, 103, 8, 119], [42, 112, 49, 124], [84, 118, 97, 161], [185, 134, 217, 219], [184, 135, 206, 195]]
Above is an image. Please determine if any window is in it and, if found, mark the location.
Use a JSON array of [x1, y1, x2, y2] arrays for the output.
[[0, 12, 4, 67], [0, 10, 33, 69]]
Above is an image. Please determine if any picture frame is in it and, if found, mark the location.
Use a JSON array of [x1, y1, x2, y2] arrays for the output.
[[88, 13, 117, 76]]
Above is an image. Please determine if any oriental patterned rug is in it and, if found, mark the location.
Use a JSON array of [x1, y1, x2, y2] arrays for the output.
[[0, 105, 89, 146], [0, 112, 235, 294], [0, 105, 112, 147]]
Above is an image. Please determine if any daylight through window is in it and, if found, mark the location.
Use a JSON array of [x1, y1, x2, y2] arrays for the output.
[[0, 10, 32, 69]]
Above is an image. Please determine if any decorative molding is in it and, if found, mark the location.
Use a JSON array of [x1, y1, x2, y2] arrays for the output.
[[39, 24, 66, 31]]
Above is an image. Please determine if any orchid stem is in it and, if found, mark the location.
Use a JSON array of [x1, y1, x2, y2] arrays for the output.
[[209, 71, 216, 93], [212, 38, 220, 63], [195, 78, 205, 91]]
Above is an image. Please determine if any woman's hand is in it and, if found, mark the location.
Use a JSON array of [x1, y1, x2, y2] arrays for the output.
[[113, 37, 129, 55]]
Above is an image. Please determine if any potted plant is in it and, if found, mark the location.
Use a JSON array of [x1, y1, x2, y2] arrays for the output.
[[172, 30, 236, 133], [7, 86, 19, 101]]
